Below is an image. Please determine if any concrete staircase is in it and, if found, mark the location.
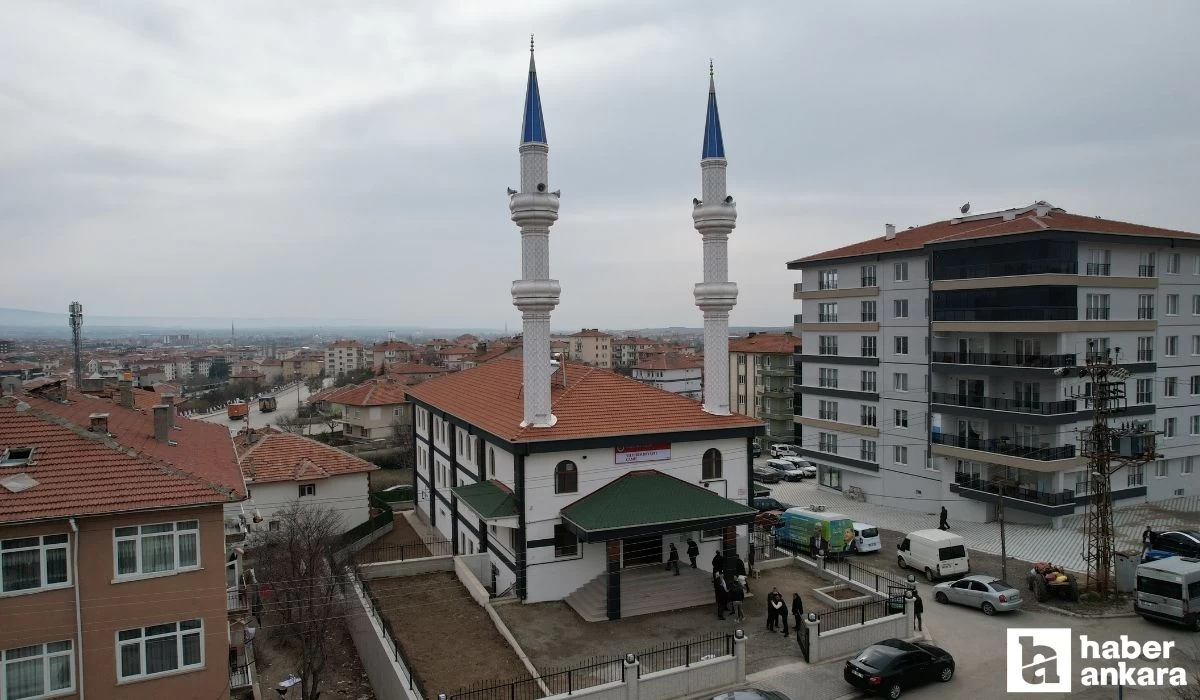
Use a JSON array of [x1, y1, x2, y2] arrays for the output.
[[565, 565, 716, 622]]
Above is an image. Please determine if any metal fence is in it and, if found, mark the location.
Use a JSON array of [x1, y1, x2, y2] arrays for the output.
[[636, 632, 732, 676], [818, 555, 910, 595], [816, 595, 907, 633], [353, 572, 425, 698], [352, 538, 453, 564]]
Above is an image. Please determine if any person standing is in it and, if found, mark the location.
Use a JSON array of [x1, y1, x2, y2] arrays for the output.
[[791, 592, 804, 631], [938, 507, 950, 531], [712, 549, 725, 582], [766, 592, 779, 631], [666, 543, 680, 575], [913, 590, 924, 632], [713, 575, 729, 620], [810, 532, 828, 558], [686, 537, 700, 569], [733, 554, 749, 592], [774, 594, 790, 635], [729, 576, 745, 622], [1142, 526, 1155, 559]]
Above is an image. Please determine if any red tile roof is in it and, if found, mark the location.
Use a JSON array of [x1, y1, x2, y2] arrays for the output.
[[729, 333, 798, 355], [328, 379, 408, 407], [633, 352, 703, 371], [383, 363, 447, 376], [789, 206, 1200, 265], [405, 357, 761, 444], [234, 430, 376, 484], [372, 341, 414, 352], [307, 384, 358, 404], [568, 329, 612, 338], [438, 346, 474, 356], [132, 387, 185, 412], [0, 362, 40, 372], [0, 393, 244, 524]]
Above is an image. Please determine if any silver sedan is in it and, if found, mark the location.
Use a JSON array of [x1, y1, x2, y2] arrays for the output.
[[932, 574, 1023, 615]]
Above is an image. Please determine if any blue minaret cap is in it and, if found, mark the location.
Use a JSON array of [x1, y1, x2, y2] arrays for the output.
[[701, 60, 724, 159], [521, 36, 547, 144]]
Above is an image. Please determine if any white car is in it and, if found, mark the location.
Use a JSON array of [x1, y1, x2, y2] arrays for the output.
[[770, 444, 800, 458], [781, 456, 817, 478], [853, 523, 881, 553]]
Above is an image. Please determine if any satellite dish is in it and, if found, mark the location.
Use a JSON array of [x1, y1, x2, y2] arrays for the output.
[[960, 202, 970, 214]]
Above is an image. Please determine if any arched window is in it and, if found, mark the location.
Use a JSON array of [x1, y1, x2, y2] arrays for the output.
[[488, 448, 495, 477], [555, 460, 578, 494], [702, 448, 722, 480]]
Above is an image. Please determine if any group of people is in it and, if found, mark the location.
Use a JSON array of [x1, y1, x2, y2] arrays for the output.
[[765, 588, 803, 636], [711, 547, 751, 621]]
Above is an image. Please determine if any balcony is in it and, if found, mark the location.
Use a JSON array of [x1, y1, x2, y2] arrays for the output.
[[931, 351, 1076, 369], [760, 366, 794, 378], [763, 408, 795, 421], [230, 663, 252, 689], [1139, 264, 1156, 277], [1086, 263, 1111, 276], [951, 472, 1076, 516], [936, 258, 1077, 280], [934, 306, 1076, 322], [794, 282, 803, 298], [930, 392, 1077, 416], [931, 432, 1076, 461], [227, 585, 248, 613]]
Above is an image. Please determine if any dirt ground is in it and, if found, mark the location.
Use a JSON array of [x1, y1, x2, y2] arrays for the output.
[[497, 564, 832, 677], [370, 571, 531, 697], [368, 512, 433, 553], [255, 618, 375, 700]]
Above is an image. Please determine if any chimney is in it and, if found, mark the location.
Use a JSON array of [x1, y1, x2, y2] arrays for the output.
[[152, 404, 171, 443], [89, 413, 110, 434], [885, 223, 896, 240], [117, 379, 134, 409], [161, 395, 177, 428]]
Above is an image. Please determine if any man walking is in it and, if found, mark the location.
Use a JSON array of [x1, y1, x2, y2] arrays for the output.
[[938, 506, 950, 531], [1142, 525, 1155, 559], [913, 590, 924, 632], [791, 592, 804, 632], [713, 575, 729, 620], [712, 549, 725, 582], [666, 543, 681, 575], [686, 537, 700, 569], [729, 576, 745, 622]]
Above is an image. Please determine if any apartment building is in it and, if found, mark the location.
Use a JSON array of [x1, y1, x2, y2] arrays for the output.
[[611, 337, 658, 369], [631, 352, 703, 399], [324, 340, 364, 377], [728, 332, 798, 447], [789, 203, 1200, 527], [0, 384, 250, 699], [567, 329, 613, 369], [366, 341, 414, 370]]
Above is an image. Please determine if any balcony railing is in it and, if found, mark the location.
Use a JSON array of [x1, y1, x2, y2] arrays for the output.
[[761, 366, 794, 377], [1086, 262, 1111, 276], [230, 663, 252, 689], [936, 259, 1078, 280], [931, 351, 1076, 369], [930, 392, 1077, 415], [1138, 264, 1156, 277], [934, 306, 1076, 322], [1137, 307, 1154, 320], [1086, 307, 1111, 320], [226, 585, 248, 612], [794, 282, 804, 295], [932, 432, 1076, 461], [793, 314, 803, 324], [953, 472, 1075, 507]]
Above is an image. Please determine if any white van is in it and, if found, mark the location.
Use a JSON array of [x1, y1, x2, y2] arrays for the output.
[[853, 522, 881, 554], [1135, 556, 1200, 631], [897, 529, 969, 581], [770, 444, 799, 458]]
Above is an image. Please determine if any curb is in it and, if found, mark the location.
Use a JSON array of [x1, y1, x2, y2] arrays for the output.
[[1034, 603, 1138, 619]]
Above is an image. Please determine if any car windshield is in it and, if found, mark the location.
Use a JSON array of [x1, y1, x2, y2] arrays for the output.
[[987, 580, 1015, 591], [938, 545, 967, 560], [855, 648, 899, 670]]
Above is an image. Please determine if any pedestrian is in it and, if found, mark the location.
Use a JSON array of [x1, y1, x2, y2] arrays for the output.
[[686, 537, 700, 569], [729, 575, 745, 622], [913, 590, 924, 632], [1142, 525, 1155, 559], [766, 592, 779, 631], [775, 594, 790, 636], [712, 549, 725, 582], [810, 532, 828, 558], [791, 592, 804, 631], [733, 553, 748, 592], [713, 576, 729, 620], [748, 541, 756, 575], [666, 543, 680, 575], [938, 506, 950, 531]]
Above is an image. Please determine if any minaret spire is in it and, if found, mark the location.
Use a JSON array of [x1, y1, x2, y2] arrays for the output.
[[510, 38, 560, 427], [693, 62, 737, 415]]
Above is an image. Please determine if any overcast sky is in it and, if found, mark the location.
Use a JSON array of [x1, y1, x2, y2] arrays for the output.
[[3, 1, 1199, 330]]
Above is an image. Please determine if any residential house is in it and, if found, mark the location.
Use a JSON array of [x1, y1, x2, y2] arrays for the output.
[[438, 346, 475, 371], [631, 352, 703, 399], [329, 379, 411, 442], [567, 329, 613, 369], [728, 332, 799, 448], [611, 337, 659, 369], [382, 362, 448, 384], [366, 341, 414, 371], [0, 362, 44, 381]]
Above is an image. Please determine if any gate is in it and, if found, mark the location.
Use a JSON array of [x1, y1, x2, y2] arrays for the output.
[[797, 623, 810, 662], [887, 585, 912, 615]]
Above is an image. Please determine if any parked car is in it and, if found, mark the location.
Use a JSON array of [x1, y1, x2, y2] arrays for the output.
[[853, 522, 882, 554], [780, 455, 817, 477], [711, 690, 791, 700], [774, 509, 855, 556], [752, 443, 763, 458], [752, 465, 782, 483], [932, 574, 1022, 615], [770, 443, 800, 458], [1150, 531, 1200, 559], [764, 458, 806, 481], [753, 496, 795, 513], [1135, 555, 1200, 630], [897, 529, 969, 581], [844, 639, 955, 698], [755, 510, 785, 528]]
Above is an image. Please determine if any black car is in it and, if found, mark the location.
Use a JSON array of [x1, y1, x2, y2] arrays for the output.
[[843, 639, 954, 699], [753, 497, 794, 513], [752, 443, 763, 458], [752, 465, 782, 483], [710, 691, 791, 700], [1152, 531, 1200, 558]]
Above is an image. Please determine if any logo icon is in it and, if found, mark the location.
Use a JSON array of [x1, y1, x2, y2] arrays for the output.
[[1007, 628, 1072, 692]]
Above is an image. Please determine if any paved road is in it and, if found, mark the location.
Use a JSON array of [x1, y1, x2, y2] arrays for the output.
[[193, 382, 315, 435]]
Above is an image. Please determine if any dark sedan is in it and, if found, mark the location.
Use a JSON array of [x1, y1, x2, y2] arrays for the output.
[[843, 639, 954, 699], [710, 690, 791, 700], [753, 497, 794, 513], [1151, 531, 1200, 559], [752, 465, 782, 483]]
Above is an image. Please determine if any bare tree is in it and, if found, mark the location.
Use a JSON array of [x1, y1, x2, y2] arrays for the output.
[[250, 503, 345, 700], [274, 411, 305, 435]]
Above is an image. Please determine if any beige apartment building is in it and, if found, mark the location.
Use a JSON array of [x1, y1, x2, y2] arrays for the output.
[[0, 382, 249, 700], [566, 329, 613, 368], [728, 332, 798, 446], [324, 340, 363, 376]]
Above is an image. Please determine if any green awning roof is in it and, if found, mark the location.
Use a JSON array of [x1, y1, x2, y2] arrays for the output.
[[560, 470, 757, 542], [452, 480, 519, 520]]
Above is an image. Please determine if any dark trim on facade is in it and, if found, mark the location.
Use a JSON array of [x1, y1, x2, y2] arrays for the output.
[[788, 249, 922, 270], [931, 361, 1158, 378], [456, 464, 477, 484], [795, 448, 881, 473], [746, 435, 755, 508], [432, 489, 453, 510], [454, 509, 480, 537], [522, 426, 764, 455], [798, 354, 880, 367], [1076, 485, 1148, 506], [489, 542, 517, 573], [930, 402, 1079, 425], [450, 424, 459, 555], [562, 513, 756, 544], [515, 453, 527, 600], [949, 482, 1076, 517], [797, 385, 880, 401], [526, 538, 556, 549]]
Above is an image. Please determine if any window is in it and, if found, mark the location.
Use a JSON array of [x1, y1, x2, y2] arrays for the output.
[[298, 484, 316, 497], [1164, 417, 1177, 438], [1186, 457, 1195, 475], [1168, 253, 1181, 274], [2, 641, 74, 698], [818, 303, 838, 323], [1167, 294, 1180, 316], [114, 521, 199, 578], [554, 460, 578, 494], [893, 299, 909, 319], [474, 438, 482, 466], [894, 445, 908, 465], [1191, 416, 1199, 436], [818, 367, 839, 388], [820, 466, 842, 490], [861, 265, 877, 287], [818, 269, 838, 290], [894, 262, 908, 282], [1087, 249, 1111, 276], [861, 370, 877, 392], [818, 432, 838, 454], [818, 400, 838, 421], [893, 373, 908, 392], [702, 449, 723, 480], [894, 336, 908, 355], [1139, 251, 1156, 277], [488, 448, 495, 476], [818, 336, 838, 356], [1164, 376, 1178, 397], [116, 619, 204, 681], [1194, 296, 1200, 316], [860, 336, 877, 358], [1138, 336, 1154, 362], [1086, 337, 1111, 362], [1138, 294, 1155, 319], [1136, 379, 1153, 404], [1085, 294, 1110, 320], [1194, 337, 1200, 356], [1166, 336, 1179, 357], [861, 440, 877, 462], [1128, 464, 1144, 487], [894, 409, 909, 428], [1, 535, 69, 594], [553, 524, 578, 558], [861, 405, 877, 427], [861, 300, 877, 322]]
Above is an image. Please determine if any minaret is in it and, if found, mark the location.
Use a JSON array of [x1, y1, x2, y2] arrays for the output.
[[693, 62, 738, 415], [510, 37, 561, 427]]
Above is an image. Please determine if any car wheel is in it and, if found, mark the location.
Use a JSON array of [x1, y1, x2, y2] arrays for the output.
[[925, 567, 936, 582], [886, 682, 902, 699], [935, 592, 948, 604], [938, 665, 954, 682], [898, 556, 907, 569], [981, 602, 996, 616], [1191, 615, 1200, 633]]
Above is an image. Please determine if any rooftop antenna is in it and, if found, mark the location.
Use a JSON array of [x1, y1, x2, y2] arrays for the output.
[[69, 301, 83, 390], [959, 202, 970, 214]]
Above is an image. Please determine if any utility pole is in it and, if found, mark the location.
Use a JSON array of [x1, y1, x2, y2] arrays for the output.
[[995, 477, 1012, 583]]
